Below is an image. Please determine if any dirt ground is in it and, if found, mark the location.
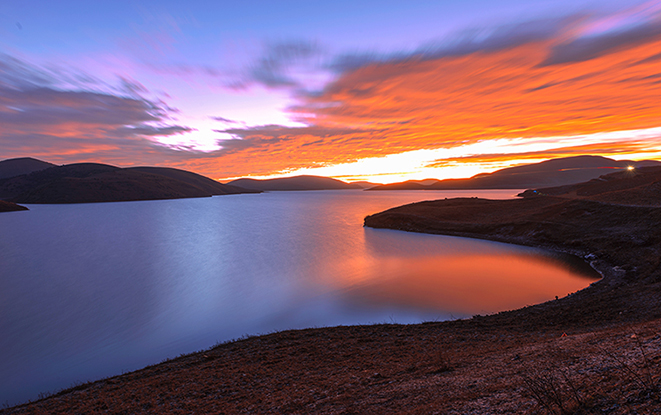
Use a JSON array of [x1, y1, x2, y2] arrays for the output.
[[4, 316, 661, 414]]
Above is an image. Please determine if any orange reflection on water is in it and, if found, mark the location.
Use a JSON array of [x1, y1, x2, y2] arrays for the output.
[[329, 226, 600, 317], [346, 253, 597, 316]]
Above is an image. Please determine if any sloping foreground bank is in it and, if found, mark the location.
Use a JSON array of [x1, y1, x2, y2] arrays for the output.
[[4, 196, 661, 413], [3, 318, 661, 414]]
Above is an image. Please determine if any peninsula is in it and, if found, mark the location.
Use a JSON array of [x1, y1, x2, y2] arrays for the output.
[[0, 200, 28, 212]]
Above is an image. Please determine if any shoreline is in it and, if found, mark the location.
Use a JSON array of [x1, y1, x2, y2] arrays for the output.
[[4, 195, 661, 413], [365, 197, 661, 327]]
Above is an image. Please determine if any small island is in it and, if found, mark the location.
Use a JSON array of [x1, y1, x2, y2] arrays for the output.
[[0, 200, 28, 212]]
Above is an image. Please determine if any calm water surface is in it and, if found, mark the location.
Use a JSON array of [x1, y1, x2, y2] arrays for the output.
[[0, 190, 599, 405]]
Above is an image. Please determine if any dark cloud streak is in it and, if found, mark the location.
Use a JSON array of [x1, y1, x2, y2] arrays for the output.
[[114, 125, 193, 137], [541, 17, 661, 65], [210, 116, 246, 125], [0, 86, 163, 126], [231, 40, 322, 89], [327, 18, 570, 73], [0, 54, 194, 165]]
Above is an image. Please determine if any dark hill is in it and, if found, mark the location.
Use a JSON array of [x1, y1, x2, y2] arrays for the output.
[[128, 167, 254, 195], [227, 175, 362, 191], [0, 157, 56, 179], [0, 163, 259, 204], [519, 165, 661, 206], [345, 180, 379, 189], [368, 155, 661, 190], [368, 180, 430, 190]]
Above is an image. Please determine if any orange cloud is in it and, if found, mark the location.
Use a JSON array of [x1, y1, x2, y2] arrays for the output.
[[301, 39, 661, 140], [199, 35, 661, 180], [0, 73, 193, 167]]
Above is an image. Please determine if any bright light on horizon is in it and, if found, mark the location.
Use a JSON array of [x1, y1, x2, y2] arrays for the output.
[[216, 126, 661, 184]]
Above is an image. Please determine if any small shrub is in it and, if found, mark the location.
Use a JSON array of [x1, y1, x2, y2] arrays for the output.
[[599, 334, 659, 395], [430, 349, 453, 374], [522, 366, 589, 415]]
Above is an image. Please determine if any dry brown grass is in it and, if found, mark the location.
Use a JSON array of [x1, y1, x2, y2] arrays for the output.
[[4, 318, 661, 414]]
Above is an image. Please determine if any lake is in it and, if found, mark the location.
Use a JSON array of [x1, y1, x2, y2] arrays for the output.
[[0, 189, 599, 406]]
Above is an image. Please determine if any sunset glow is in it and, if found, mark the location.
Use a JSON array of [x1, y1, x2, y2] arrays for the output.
[[2, 0, 661, 182]]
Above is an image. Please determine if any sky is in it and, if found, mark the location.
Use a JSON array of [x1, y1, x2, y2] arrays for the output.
[[1, 0, 661, 183]]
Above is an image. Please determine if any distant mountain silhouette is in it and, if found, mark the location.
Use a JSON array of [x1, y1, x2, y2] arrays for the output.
[[368, 156, 661, 190], [519, 165, 661, 206], [347, 180, 379, 189], [0, 157, 56, 179], [368, 180, 430, 190], [0, 162, 259, 204], [128, 167, 252, 195], [227, 175, 363, 191]]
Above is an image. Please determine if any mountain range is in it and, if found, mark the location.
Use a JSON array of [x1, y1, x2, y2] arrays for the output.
[[368, 156, 661, 191], [227, 175, 365, 191], [519, 165, 661, 206], [3, 155, 660, 206]]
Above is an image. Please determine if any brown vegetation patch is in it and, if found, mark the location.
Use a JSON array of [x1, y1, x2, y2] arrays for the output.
[[4, 320, 661, 414]]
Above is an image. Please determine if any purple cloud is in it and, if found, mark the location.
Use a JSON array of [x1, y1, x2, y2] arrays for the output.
[[327, 18, 569, 73], [0, 53, 58, 88], [541, 6, 661, 65], [231, 40, 322, 89], [210, 116, 246, 126], [114, 125, 193, 137], [326, 5, 661, 74], [0, 54, 195, 165], [0, 86, 165, 126]]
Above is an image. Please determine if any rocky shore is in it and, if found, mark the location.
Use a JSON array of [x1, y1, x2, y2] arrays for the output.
[[4, 168, 661, 414]]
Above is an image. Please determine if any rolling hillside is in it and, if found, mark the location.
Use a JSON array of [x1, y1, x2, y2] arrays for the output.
[[0, 162, 259, 204]]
